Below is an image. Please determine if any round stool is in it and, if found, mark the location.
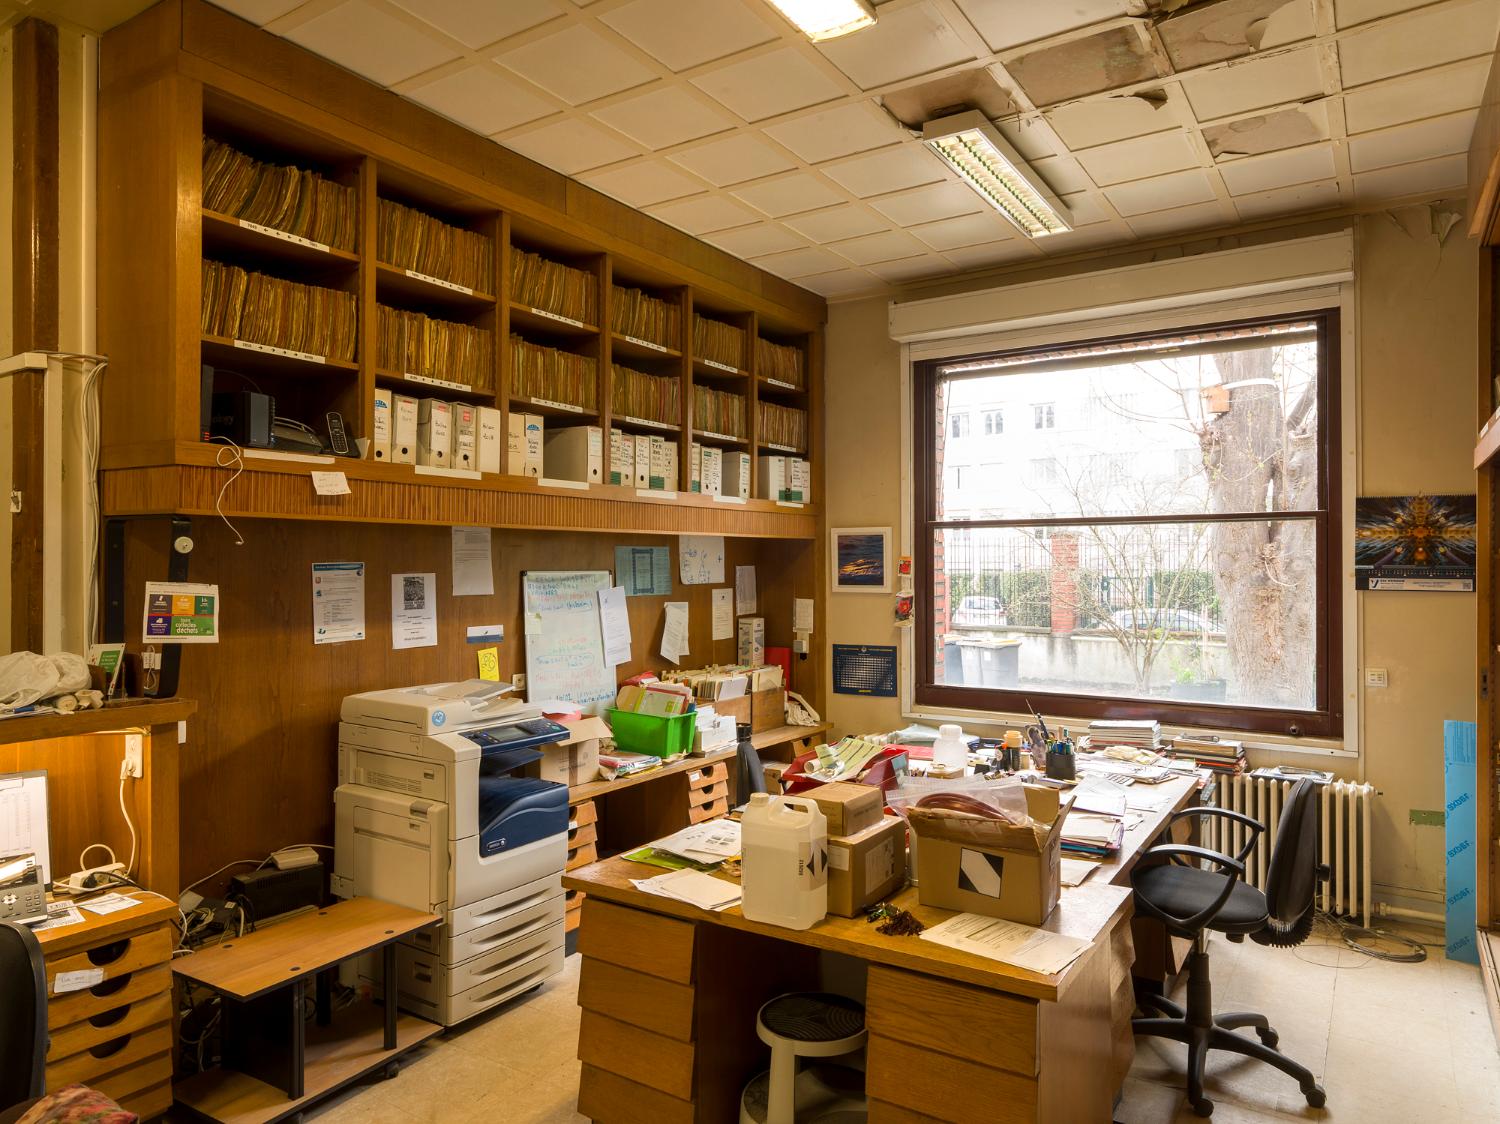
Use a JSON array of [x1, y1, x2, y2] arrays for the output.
[[739, 993, 868, 1124]]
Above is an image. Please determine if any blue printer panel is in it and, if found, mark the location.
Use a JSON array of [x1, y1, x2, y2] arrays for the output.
[[459, 717, 570, 752], [478, 777, 569, 857]]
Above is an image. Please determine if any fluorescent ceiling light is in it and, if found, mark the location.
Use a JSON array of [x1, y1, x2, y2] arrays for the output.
[[922, 110, 1073, 238], [763, 0, 876, 42]]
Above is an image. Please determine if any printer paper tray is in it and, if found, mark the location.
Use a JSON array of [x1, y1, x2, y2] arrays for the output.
[[403, 881, 564, 962]]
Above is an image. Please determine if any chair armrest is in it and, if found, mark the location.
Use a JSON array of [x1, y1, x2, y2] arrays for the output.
[[1168, 806, 1265, 864], [1133, 845, 1247, 934], [1142, 844, 1244, 876]]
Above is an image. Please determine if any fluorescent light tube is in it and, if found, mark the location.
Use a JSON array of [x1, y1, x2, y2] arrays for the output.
[[763, 0, 876, 41], [922, 110, 1073, 238]]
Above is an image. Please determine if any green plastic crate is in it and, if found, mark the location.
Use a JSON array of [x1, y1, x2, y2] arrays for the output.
[[607, 708, 696, 758]]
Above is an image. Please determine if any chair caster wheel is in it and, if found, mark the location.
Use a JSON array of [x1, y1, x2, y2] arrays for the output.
[[1304, 1084, 1326, 1109], [1191, 1098, 1214, 1117], [1256, 1027, 1280, 1049], [382, 1061, 401, 1080]]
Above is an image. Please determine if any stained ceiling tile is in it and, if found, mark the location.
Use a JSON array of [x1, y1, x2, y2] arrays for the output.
[[704, 223, 807, 258], [1157, 0, 1315, 71], [1233, 178, 1342, 220], [1344, 58, 1490, 135], [797, 268, 882, 297], [580, 160, 706, 208], [691, 48, 846, 122], [816, 2, 974, 90], [731, 173, 846, 217], [1351, 152, 1467, 201], [1006, 25, 1163, 107], [646, 194, 759, 235], [752, 245, 850, 278], [1180, 47, 1323, 120], [940, 239, 1041, 269], [865, 255, 955, 284], [668, 134, 797, 187], [501, 118, 636, 174], [830, 228, 929, 265], [782, 205, 887, 243], [497, 24, 656, 105], [1217, 143, 1336, 195], [822, 145, 947, 197], [909, 211, 1019, 251], [868, 181, 985, 225], [284, 0, 459, 86], [996, 117, 1057, 162], [1335, 0, 1441, 29], [763, 102, 906, 164], [408, 67, 555, 136], [1204, 104, 1327, 157], [1103, 168, 1217, 216], [1047, 95, 1176, 151], [954, 0, 1140, 53], [1036, 222, 1127, 253], [1075, 130, 1198, 187], [1348, 109, 1480, 174], [1125, 200, 1231, 239], [600, 0, 777, 72], [591, 87, 734, 150], [385, 0, 561, 49], [1339, 0, 1500, 88]]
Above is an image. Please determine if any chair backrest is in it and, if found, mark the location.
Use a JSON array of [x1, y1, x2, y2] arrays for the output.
[[0, 919, 47, 1108], [1255, 778, 1320, 945]]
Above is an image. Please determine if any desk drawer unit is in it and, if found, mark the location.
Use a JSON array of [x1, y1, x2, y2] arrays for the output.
[[566, 802, 598, 933], [686, 765, 728, 824], [44, 921, 175, 1121]]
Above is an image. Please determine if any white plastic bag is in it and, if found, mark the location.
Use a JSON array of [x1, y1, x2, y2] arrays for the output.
[[887, 771, 1030, 826], [0, 651, 92, 710]]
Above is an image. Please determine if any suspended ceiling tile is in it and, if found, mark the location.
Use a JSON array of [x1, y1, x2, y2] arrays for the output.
[[1103, 168, 1217, 216], [704, 222, 807, 258], [1351, 151, 1467, 201], [1339, 0, 1500, 88], [668, 133, 798, 187], [1074, 129, 1198, 187], [284, 0, 459, 86], [1028, 155, 1092, 195], [591, 87, 735, 150], [782, 205, 888, 243], [941, 239, 1041, 268], [763, 102, 906, 164], [1157, 0, 1315, 71], [1217, 142, 1336, 195], [1126, 200, 1231, 239], [816, 1, 974, 90], [868, 181, 985, 225], [822, 145, 947, 197], [385, 0, 562, 50], [830, 228, 930, 265], [1179, 47, 1323, 120], [496, 24, 656, 106], [1047, 94, 1177, 151], [731, 173, 846, 217], [1233, 177, 1343, 220], [646, 194, 760, 235], [580, 160, 706, 208], [909, 211, 1019, 251], [691, 47, 846, 122], [1347, 109, 1480, 174], [752, 245, 850, 278], [1058, 192, 1110, 226], [1344, 58, 1490, 135], [1334, 0, 1437, 29], [500, 118, 637, 174], [996, 117, 1057, 162], [210, 0, 304, 22], [1038, 221, 1128, 252], [954, 0, 1141, 53], [865, 254, 956, 284], [1005, 25, 1164, 107], [1203, 104, 1327, 157], [797, 268, 883, 297], [599, 0, 777, 72], [408, 67, 555, 136]]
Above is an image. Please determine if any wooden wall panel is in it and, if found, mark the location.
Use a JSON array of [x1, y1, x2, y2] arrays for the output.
[[122, 517, 819, 890]]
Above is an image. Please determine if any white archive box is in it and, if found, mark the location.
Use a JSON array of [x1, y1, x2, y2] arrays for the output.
[[392, 394, 418, 465], [543, 424, 603, 484], [417, 399, 452, 467], [451, 403, 477, 472], [372, 388, 392, 461], [523, 414, 544, 478], [722, 451, 751, 501], [477, 406, 501, 474], [758, 455, 787, 501], [633, 432, 650, 488], [610, 430, 631, 486]]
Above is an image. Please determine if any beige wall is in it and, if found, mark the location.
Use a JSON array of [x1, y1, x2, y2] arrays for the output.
[[822, 204, 1478, 906], [1, 25, 14, 648]]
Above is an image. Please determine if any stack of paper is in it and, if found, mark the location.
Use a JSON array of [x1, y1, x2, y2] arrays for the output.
[[920, 913, 1091, 975], [651, 821, 742, 865], [811, 736, 884, 781], [1061, 811, 1125, 858], [631, 869, 742, 911], [1086, 719, 1162, 751]]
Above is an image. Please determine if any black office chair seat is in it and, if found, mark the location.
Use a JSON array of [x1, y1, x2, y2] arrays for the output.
[[1135, 864, 1269, 934]]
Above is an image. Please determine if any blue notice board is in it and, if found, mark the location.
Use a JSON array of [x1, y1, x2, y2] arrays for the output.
[[833, 644, 898, 697]]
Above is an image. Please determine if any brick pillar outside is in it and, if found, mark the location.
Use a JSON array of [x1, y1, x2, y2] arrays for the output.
[[1049, 532, 1078, 635]]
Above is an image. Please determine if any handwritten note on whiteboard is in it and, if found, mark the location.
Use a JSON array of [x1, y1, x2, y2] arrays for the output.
[[678, 535, 725, 585], [522, 571, 617, 715]]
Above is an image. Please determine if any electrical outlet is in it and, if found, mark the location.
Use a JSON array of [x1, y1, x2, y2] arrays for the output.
[[513, 673, 527, 693], [123, 733, 144, 779], [1364, 667, 1389, 689]]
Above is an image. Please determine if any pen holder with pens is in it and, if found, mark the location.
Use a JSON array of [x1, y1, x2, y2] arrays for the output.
[[1045, 748, 1076, 781]]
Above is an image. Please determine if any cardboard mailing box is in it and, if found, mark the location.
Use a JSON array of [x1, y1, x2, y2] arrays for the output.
[[908, 785, 1066, 926], [534, 716, 610, 787], [808, 781, 883, 837], [828, 816, 906, 917]]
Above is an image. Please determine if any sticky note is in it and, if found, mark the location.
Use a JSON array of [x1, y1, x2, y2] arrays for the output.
[[477, 647, 501, 682]]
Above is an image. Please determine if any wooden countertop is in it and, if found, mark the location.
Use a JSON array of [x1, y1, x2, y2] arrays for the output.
[[35, 890, 179, 953], [0, 698, 197, 743]]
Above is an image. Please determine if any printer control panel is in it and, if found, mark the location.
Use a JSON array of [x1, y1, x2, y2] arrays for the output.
[[459, 717, 570, 752]]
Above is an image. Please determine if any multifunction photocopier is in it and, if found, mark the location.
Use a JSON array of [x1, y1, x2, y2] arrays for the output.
[[333, 680, 571, 1025]]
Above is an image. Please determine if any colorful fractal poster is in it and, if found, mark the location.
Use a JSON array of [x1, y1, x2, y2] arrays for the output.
[[1355, 494, 1476, 592]]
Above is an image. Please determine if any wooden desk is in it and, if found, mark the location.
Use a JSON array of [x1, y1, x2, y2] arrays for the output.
[[564, 775, 1200, 1123]]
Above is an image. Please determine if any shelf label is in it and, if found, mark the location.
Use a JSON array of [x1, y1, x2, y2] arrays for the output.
[[699, 358, 740, 374], [529, 397, 585, 414], [404, 372, 474, 393], [540, 477, 591, 491], [621, 334, 669, 353], [775, 500, 805, 509], [698, 430, 741, 443], [234, 339, 324, 364], [529, 307, 589, 329], [238, 220, 329, 254], [637, 488, 677, 501], [414, 464, 482, 480], [620, 415, 673, 431], [712, 494, 746, 505], [763, 378, 800, 391], [764, 442, 799, 454], [406, 269, 474, 296]]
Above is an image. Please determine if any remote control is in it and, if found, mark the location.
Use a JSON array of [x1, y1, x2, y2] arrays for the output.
[[325, 411, 350, 456]]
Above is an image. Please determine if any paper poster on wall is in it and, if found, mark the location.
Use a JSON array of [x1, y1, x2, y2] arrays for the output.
[[143, 582, 220, 643], [1355, 494, 1476, 591], [312, 562, 365, 644], [711, 588, 734, 641], [661, 602, 689, 664], [735, 565, 757, 616], [615, 545, 672, 596], [391, 573, 438, 650], [832, 644, 898, 697], [678, 535, 725, 585], [793, 598, 814, 634], [522, 570, 617, 714], [477, 647, 501, 682], [599, 586, 633, 666], [451, 526, 495, 596]]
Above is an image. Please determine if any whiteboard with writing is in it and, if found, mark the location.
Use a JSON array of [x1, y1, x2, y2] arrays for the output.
[[523, 571, 617, 715], [678, 535, 725, 585]]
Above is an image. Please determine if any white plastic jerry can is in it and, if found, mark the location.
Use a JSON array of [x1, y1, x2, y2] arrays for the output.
[[740, 793, 829, 930]]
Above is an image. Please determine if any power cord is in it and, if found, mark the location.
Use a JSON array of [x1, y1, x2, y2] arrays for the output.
[[206, 435, 246, 545]]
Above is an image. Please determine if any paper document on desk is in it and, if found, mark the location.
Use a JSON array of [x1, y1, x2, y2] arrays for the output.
[[1060, 858, 1100, 888], [652, 820, 741, 864], [631, 869, 742, 911], [1070, 776, 1128, 817], [921, 913, 1091, 975], [78, 892, 141, 916]]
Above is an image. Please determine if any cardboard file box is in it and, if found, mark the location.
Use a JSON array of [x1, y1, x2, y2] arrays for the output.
[[808, 781, 884, 837], [908, 785, 1065, 926], [828, 816, 906, 917], [534, 716, 610, 786], [543, 424, 603, 484]]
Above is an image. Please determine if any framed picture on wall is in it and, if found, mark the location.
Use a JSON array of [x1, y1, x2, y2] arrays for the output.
[[831, 527, 892, 593]]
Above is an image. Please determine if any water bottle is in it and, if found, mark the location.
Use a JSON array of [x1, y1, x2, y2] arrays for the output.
[[740, 794, 828, 930]]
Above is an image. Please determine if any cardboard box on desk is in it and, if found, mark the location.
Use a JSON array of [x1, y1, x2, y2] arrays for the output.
[[534, 716, 611, 786], [828, 815, 906, 917], [907, 785, 1065, 926], [808, 781, 883, 837]]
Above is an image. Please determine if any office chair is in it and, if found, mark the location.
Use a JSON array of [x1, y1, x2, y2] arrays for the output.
[[0, 918, 48, 1111], [1130, 777, 1327, 1118]]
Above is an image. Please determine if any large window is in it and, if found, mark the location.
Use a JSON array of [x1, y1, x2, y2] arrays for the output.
[[915, 312, 1342, 737]]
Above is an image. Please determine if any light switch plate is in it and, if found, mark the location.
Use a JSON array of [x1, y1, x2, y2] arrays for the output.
[[1364, 667, 1388, 688]]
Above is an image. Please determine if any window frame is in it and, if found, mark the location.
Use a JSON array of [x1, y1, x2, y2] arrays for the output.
[[912, 308, 1343, 739]]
